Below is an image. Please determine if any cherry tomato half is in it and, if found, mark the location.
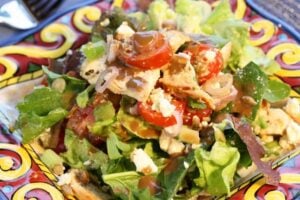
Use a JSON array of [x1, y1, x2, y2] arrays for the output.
[[184, 43, 223, 84], [118, 31, 173, 70], [137, 100, 185, 127]]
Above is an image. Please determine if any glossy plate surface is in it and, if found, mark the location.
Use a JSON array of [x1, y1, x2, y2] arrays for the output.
[[0, 0, 299, 199]]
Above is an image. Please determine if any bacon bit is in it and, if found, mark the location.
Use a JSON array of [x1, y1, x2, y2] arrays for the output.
[[231, 116, 280, 186]]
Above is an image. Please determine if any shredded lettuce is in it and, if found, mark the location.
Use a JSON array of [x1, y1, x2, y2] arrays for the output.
[[81, 40, 106, 61], [194, 142, 240, 196], [76, 85, 94, 108], [40, 149, 64, 169]]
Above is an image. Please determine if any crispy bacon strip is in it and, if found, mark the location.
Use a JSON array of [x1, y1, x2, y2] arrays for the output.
[[231, 116, 280, 186]]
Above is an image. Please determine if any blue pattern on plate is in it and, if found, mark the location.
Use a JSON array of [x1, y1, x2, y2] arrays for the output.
[[0, 0, 99, 47]]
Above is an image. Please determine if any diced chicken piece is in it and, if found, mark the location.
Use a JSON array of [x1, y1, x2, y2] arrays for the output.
[[279, 135, 294, 150], [160, 53, 215, 109], [286, 120, 300, 146], [159, 131, 185, 155], [254, 108, 290, 135], [80, 57, 107, 85], [220, 42, 232, 68], [108, 68, 160, 102], [130, 148, 158, 175], [58, 169, 111, 200], [164, 30, 191, 52], [284, 98, 300, 123]]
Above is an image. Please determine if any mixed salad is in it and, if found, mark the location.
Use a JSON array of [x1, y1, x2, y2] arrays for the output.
[[15, 0, 300, 199]]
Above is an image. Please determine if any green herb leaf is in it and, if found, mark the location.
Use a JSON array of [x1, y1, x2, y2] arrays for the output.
[[233, 62, 268, 120], [263, 79, 291, 103]]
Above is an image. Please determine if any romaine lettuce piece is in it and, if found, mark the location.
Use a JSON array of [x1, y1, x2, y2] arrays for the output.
[[194, 142, 239, 196], [263, 79, 291, 103], [239, 45, 280, 75], [148, 0, 176, 29], [175, 0, 211, 33], [40, 149, 64, 169], [201, 0, 249, 70]]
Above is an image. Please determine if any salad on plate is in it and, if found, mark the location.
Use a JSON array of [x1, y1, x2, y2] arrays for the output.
[[14, 0, 300, 199]]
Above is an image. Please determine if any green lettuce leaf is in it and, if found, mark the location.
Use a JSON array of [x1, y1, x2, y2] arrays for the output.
[[194, 142, 239, 196], [16, 87, 68, 143], [61, 129, 108, 171], [201, 0, 249, 70], [103, 171, 141, 196], [40, 149, 64, 169], [18, 108, 67, 143], [148, 0, 176, 29], [17, 87, 65, 115], [239, 45, 281, 75], [175, 0, 211, 33], [263, 79, 291, 103], [76, 85, 94, 108]]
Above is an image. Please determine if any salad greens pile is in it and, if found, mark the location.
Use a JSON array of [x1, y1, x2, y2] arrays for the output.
[[15, 0, 296, 199]]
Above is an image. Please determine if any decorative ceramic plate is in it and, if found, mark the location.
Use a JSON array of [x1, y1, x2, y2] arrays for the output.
[[0, 0, 299, 199]]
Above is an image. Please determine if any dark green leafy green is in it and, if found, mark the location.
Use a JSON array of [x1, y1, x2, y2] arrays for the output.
[[156, 152, 194, 200], [233, 62, 268, 120], [224, 128, 251, 167], [263, 79, 291, 103], [61, 129, 108, 171], [194, 142, 239, 196]]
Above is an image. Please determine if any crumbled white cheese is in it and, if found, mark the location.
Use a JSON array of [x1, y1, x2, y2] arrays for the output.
[[159, 131, 185, 155], [286, 120, 300, 145], [150, 88, 175, 117], [284, 98, 300, 123], [116, 22, 135, 38], [204, 50, 216, 62], [183, 161, 189, 169], [57, 172, 72, 186], [130, 148, 158, 175], [80, 57, 107, 85]]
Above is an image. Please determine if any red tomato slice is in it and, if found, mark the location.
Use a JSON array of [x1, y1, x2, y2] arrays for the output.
[[184, 43, 223, 84], [118, 31, 173, 70], [137, 100, 185, 127], [183, 107, 212, 125]]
